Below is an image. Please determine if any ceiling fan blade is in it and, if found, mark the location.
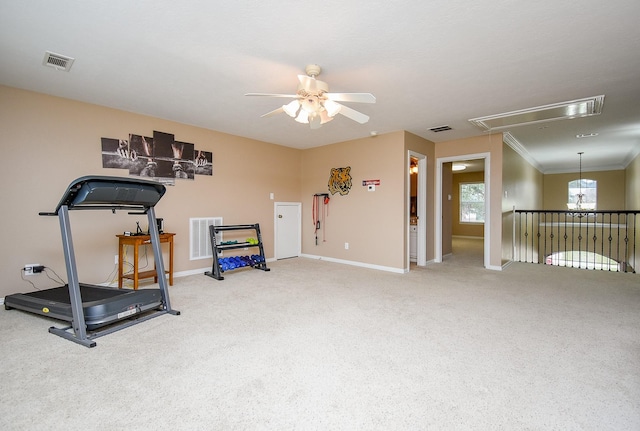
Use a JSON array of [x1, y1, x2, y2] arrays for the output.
[[245, 93, 298, 98], [335, 103, 370, 124], [298, 75, 319, 92], [326, 93, 376, 104], [261, 107, 284, 117]]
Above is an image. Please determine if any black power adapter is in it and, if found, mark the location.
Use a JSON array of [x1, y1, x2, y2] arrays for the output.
[[32, 265, 45, 273]]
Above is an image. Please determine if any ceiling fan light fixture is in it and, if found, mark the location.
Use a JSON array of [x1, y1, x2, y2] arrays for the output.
[[295, 110, 309, 124], [323, 99, 342, 117], [319, 110, 334, 124], [246, 64, 375, 128], [309, 115, 322, 129], [283, 100, 300, 117]]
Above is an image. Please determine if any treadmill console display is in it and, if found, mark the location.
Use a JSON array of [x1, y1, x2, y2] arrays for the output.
[[54, 176, 166, 213]]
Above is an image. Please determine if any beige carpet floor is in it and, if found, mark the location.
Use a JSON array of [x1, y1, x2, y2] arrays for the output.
[[1, 241, 639, 430]]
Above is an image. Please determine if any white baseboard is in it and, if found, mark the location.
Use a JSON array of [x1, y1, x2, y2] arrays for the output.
[[300, 254, 405, 274], [174, 267, 210, 278]]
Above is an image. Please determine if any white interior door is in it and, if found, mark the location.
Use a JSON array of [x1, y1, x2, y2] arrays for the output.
[[275, 202, 301, 259]]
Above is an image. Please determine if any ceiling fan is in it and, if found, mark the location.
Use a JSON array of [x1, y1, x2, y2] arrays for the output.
[[245, 64, 376, 129]]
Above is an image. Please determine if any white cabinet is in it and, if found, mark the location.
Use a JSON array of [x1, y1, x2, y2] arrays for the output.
[[410, 225, 417, 262]]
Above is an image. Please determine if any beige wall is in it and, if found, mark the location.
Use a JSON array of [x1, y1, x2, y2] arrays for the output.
[[625, 152, 640, 210], [624, 152, 640, 267], [301, 131, 408, 269], [0, 86, 301, 298], [300, 130, 435, 270], [452, 171, 485, 237], [435, 133, 503, 269], [502, 143, 543, 262], [441, 163, 453, 256], [543, 170, 625, 210], [405, 132, 436, 262]]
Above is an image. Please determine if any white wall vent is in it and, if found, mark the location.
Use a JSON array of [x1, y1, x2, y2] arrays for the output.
[[42, 51, 75, 71], [190, 217, 223, 260]]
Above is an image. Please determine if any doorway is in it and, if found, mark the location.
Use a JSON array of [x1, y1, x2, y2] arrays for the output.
[[435, 153, 491, 269], [274, 202, 301, 260], [408, 151, 427, 269]]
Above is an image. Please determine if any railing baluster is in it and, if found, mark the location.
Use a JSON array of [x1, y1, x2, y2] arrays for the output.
[[536, 212, 541, 264], [513, 210, 639, 274], [634, 213, 637, 273], [524, 212, 529, 263], [623, 213, 629, 273], [538, 213, 547, 263], [601, 213, 605, 270], [608, 213, 613, 269], [563, 211, 568, 268], [616, 213, 621, 268]]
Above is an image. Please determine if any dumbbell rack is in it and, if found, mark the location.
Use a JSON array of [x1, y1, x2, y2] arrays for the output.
[[204, 223, 270, 281]]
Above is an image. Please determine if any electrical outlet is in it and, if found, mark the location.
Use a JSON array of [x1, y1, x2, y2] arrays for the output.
[[344, 242, 349, 250], [24, 264, 40, 276]]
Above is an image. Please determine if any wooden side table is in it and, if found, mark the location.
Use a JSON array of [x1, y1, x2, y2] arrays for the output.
[[117, 233, 175, 290]]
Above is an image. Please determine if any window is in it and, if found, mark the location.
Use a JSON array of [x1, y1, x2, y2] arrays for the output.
[[567, 179, 597, 210], [460, 182, 485, 223]]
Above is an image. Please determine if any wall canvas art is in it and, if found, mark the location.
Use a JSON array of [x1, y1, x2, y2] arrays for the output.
[[195, 150, 213, 176], [101, 138, 131, 170], [101, 129, 213, 182]]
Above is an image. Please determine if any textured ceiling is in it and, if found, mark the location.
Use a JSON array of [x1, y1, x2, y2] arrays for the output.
[[1, 0, 639, 173]]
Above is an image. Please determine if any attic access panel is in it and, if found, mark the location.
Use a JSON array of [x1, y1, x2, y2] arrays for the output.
[[469, 95, 604, 131]]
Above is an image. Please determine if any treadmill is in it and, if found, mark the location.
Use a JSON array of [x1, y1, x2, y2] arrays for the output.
[[4, 175, 180, 347]]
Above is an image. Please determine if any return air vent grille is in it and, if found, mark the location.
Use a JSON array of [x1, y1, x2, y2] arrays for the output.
[[429, 125, 452, 133], [190, 217, 223, 260], [42, 51, 75, 71]]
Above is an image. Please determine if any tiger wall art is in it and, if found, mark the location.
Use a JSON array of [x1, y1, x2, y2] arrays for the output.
[[328, 166, 352, 196]]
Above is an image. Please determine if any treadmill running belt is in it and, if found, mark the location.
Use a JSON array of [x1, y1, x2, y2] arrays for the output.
[[5, 284, 164, 330], [24, 285, 128, 302]]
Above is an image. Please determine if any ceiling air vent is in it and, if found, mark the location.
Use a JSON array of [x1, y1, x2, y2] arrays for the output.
[[429, 125, 452, 133], [42, 51, 75, 71]]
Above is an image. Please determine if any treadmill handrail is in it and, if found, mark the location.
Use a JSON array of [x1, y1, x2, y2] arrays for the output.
[[40, 206, 152, 216]]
